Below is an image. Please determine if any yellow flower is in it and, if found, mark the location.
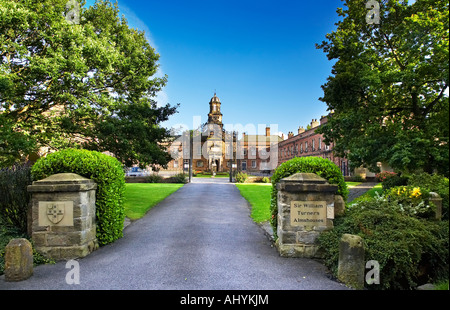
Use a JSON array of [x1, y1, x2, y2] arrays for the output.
[[410, 187, 421, 198]]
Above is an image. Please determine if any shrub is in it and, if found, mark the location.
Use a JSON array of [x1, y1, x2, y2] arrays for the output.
[[0, 164, 31, 233], [31, 149, 126, 246], [172, 173, 187, 184], [385, 186, 434, 218], [236, 172, 248, 183], [381, 174, 409, 190], [407, 173, 449, 220], [262, 177, 270, 183], [0, 163, 32, 234], [270, 157, 348, 240], [351, 175, 365, 182], [146, 174, 163, 183], [318, 198, 449, 290], [375, 171, 397, 182]]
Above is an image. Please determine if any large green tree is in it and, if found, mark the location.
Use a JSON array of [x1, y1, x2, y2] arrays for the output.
[[316, 0, 449, 176], [0, 0, 177, 167]]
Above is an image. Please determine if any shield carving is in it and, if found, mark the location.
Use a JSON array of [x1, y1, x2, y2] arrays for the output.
[[47, 203, 65, 224]]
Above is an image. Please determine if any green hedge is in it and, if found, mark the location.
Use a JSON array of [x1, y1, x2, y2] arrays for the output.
[[270, 157, 348, 240], [31, 149, 126, 246], [318, 198, 449, 289]]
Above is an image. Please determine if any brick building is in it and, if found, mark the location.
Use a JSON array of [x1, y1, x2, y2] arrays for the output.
[[238, 126, 283, 173], [161, 93, 238, 174], [277, 115, 351, 176]]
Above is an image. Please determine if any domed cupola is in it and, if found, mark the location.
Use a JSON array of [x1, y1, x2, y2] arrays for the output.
[[208, 92, 223, 125]]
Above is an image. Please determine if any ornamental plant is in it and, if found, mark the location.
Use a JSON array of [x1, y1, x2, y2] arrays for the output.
[[375, 171, 397, 182], [31, 149, 125, 246], [318, 199, 449, 290], [386, 186, 434, 218]]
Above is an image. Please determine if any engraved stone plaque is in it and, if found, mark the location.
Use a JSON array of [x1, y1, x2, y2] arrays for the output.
[[290, 201, 327, 227], [38, 201, 74, 227]]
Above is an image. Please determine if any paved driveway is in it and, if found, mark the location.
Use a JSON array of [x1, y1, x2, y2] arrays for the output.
[[0, 178, 347, 290]]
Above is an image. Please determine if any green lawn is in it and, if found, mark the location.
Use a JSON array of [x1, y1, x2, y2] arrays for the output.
[[235, 183, 272, 223], [347, 183, 383, 206], [346, 181, 362, 188], [124, 183, 184, 220]]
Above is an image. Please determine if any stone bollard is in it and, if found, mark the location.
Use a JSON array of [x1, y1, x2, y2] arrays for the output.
[[429, 192, 442, 220], [337, 234, 365, 289], [4, 238, 33, 282], [27, 173, 98, 260], [334, 195, 346, 216]]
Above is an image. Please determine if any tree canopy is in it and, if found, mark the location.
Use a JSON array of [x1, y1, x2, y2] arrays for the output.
[[0, 0, 178, 168], [316, 0, 449, 176]]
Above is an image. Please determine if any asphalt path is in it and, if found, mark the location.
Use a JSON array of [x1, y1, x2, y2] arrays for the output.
[[0, 177, 348, 290]]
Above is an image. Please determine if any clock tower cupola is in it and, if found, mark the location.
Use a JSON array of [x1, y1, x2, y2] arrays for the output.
[[208, 93, 223, 126]]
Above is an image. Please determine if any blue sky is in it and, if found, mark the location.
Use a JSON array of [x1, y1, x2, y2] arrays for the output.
[[84, 0, 344, 137]]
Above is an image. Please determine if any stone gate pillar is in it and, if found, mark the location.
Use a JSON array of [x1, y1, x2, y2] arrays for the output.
[[27, 173, 98, 260], [276, 173, 337, 258]]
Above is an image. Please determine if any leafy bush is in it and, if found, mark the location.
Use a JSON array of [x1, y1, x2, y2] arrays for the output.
[[262, 177, 270, 183], [236, 172, 248, 183], [375, 171, 397, 182], [385, 186, 434, 218], [350, 175, 365, 182], [318, 198, 449, 290], [407, 173, 449, 220], [381, 174, 409, 190], [0, 163, 32, 234], [171, 173, 187, 184], [147, 174, 163, 183], [270, 157, 348, 240], [31, 149, 126, 246]]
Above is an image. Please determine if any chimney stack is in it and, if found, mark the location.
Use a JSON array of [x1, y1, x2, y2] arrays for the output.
[[298, 126, 305, 135], [288, 131, 294, 139], [265, 127, 270, 137], [311, 119, 320, 129]]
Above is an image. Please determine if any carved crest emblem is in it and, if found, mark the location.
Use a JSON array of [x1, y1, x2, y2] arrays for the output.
[[47, 204, 65, 224]]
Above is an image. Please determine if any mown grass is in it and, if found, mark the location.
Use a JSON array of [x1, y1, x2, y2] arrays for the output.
[[346, 181, 362, 188], [124, 183, 184, 220], [235, 183, 272, 223]]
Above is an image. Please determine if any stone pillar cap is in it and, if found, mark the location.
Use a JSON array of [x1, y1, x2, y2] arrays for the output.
[[28, 173, 97, 192], [277, 173, 338, 192], [280, 173, 327, 184], [32, 173, 94, 184]]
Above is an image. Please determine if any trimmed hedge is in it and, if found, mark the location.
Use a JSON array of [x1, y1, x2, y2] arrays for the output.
[[270, 157, 348, 240], [31, 149, 125, 246]]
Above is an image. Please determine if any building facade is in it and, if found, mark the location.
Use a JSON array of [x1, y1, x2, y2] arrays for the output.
[[238, 127, 283, 173], [162, 93, 281, 175], [162, 94, 238, 174], [277, 115, 351, 176]]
